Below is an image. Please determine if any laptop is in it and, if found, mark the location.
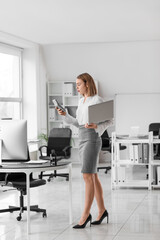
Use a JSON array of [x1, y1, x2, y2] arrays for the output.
[[88, 100, 114, 124]]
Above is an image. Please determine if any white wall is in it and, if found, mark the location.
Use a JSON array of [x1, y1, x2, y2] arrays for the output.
[[2, 31, 159, 137], [115, 93, 160, 135], [42, 40, 160, 100]]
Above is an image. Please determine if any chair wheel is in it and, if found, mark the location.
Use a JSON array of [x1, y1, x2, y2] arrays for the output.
[[17, 216, 22, 221], [43, 212, 47, 218], [66, 177, 69, 181], [47, 179, 51, 182]]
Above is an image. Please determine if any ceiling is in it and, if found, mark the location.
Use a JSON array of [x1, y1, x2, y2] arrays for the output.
[[0, 0, 160, 45]]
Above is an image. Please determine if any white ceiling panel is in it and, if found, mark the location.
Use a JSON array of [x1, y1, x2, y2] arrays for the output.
[[0, 0, 159, 44]]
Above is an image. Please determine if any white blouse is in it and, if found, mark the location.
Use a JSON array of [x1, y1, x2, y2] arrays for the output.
[[64, 94, 113, 136]]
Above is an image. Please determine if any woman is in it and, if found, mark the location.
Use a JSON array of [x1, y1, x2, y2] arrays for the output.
[[56, 73, 113, 228]]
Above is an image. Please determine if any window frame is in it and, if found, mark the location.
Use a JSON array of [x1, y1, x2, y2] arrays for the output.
[[0, 43, 23, 119]]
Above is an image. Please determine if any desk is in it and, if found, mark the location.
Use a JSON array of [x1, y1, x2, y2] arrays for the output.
[[0, 162, 73, 236]]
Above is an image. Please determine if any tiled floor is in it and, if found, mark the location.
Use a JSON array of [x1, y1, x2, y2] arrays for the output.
[[0, 164, 160, 240]]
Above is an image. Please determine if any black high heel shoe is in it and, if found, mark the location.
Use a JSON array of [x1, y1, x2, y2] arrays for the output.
[[91, 210, 109, 225], [73, 214, 92, 229]]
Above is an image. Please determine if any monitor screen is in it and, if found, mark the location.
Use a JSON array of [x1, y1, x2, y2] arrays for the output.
[[0, 120, 28, 163]]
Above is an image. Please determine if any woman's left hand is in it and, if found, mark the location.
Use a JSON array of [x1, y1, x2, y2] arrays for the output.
[[85, 123, 97, 129]]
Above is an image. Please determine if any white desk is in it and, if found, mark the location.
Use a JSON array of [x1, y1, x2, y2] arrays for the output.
[[0, 162, 73, 237]]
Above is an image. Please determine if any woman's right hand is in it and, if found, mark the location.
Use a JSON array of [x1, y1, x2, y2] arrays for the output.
[[56, 107, 66, 116]]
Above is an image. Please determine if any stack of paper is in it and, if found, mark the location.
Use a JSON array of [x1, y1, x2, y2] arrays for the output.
[[129, 143, 149, 163], [64, 83, 73, 96], [117, 167, 126, 183], [49, 108, 56, 121]]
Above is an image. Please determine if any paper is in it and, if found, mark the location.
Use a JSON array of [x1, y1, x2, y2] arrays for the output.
[[25, 160, 49, 164]]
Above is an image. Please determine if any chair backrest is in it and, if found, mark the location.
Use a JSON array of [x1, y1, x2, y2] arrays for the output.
[[101, 130, 110, 149], [101, 130, 112, 153], [149, 123, 160, 157], [47, 128, 72, 157], [149, 123, 160, 136]]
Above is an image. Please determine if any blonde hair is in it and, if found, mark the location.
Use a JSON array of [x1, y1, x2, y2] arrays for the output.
[[77, 73, 97, 96]]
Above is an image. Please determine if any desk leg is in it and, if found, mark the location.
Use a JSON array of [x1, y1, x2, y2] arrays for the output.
[[68, 164, 73, 224], [26, 173, 30, 235]]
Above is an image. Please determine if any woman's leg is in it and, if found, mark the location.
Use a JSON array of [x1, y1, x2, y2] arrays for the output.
[[93, 173, 106, 220], [79, 173, 94, 225]]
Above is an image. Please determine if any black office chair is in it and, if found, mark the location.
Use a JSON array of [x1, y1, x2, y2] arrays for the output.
[[97, 130, 126, 174], [0, 152, 47, 221], [149, 123, 160, 159], [97, 130, 112, 173], [39, 128, 72, 181]]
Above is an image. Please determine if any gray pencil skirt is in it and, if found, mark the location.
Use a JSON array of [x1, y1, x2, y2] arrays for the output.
[[78, 126, 102, 173]]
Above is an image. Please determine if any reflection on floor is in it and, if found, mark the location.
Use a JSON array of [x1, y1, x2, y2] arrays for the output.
[[0, 164, 160, 240]]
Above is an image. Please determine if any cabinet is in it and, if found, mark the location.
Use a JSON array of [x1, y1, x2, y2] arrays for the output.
[[48, 82, 64, 127], [111, 132, 160, 190], [47, 81, 80, 162]]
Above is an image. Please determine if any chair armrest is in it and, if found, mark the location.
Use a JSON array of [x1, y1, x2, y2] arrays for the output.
[[0, 173, 11, 186], [39, 145, 48, 157], [62, 146, 72, 157]]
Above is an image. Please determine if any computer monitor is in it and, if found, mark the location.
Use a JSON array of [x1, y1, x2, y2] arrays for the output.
[[0, 120, 28, 164]]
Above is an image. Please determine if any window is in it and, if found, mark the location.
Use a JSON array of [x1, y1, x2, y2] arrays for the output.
[[0, 44, 22, 119]]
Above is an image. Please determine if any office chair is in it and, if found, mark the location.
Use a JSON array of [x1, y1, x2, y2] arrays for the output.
[[39, 128, 72, 181], [97, 130, 126, 174], [97, 130, 112, 173], [0, 152, 47, 221], [149, 123, 160, 159]]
